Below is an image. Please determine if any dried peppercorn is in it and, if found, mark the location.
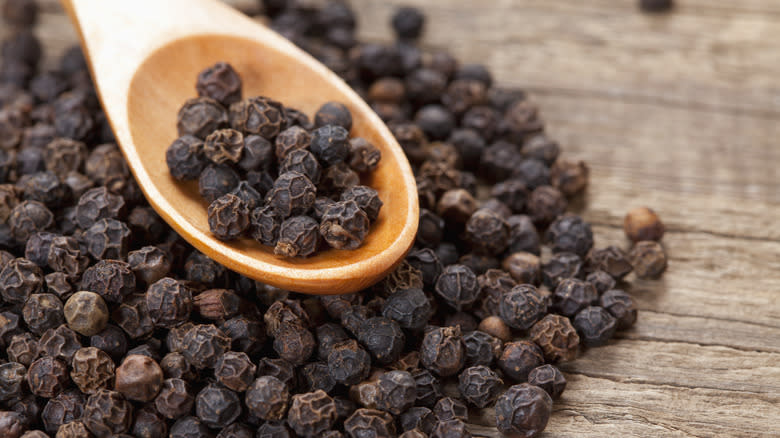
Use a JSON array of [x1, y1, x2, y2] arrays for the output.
[[503, 252, 542, 285], [114, 354, 163, 402], [550, 158, 589, 197], [249, 205, 281, 246], [216, 423, 254, 438], [573, 306, 618, 347], [27, 356, 68, 398], [400, 407, 436, 435], [327, 339, 371, 385], [348, 138, 381, 173], [600, 289, 637, 330], [498, 340, 545, 382], [434, 264, 479, 311], [315, 102, 353, 131], [392, 6, 425, 39], [542, 251, 583, 289], [273, 322, 316, 365], [0, 362, 26, 402], [128, 246, 170, 286], [177, 96, 228, 139], [381, 287, 432, 330], [430, 419, 472, 438], [287, 390, 337, 437], [181, 324, 231, 369], [299, 361, 336, 393], [207, 193, 250, 240], [344, 408, 396, 438], [112, 294, 154, 340], [41, 389, 84, 434], [528, 364, 566, 400], [198, 164, 240, 203], [275, 125, 311, 160], [462, 330, 501, 367], [89, 324, 127, 361], [239, 134, 274, 171], [82, 218, 131, 260], [357, 316, 405, 365], [169, 416, 210, 438], [246, 375, 289, 421], [275, 215, 320, 257], [195, 383, 242, 428], [499, 284, 547, 330], [69, 347, 114, 395], [230, 95, 286, 138], [6, 333, 38, 366], [9, 200, 54, 241], [382, 260, 424, 295], [458, 365, 503, 408], [63, 291, 108, 336], [203, 128, 244, 164], [495, 383, 552, 437], [39, 324, 81, 362], [478, 315, 512, 342], [529, 314, 580, 362], [420, 326, 465, 377], [267, 171, 316, 218], [82, 388, 133, 437], [629, 240, 667, 279], [624, 206, 665, 242], [131, 405, 168, 438], [464, 208, 509, 254], [319, 200, 370, 250], [553, 278, 598, 317], [432, 396, 468, 423], [585, 270, 616, 295], [374, 370, 416, 415], [23, 293, 65, 335], [0, 257, 43, 304], [196, 62, 242, 106], [527, 185, 567, 226], [154, 378, 194, 419], [586, 245, 633, 280]]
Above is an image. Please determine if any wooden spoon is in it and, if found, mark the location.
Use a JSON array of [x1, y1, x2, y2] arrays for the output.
[[61, 0, 418, 294]]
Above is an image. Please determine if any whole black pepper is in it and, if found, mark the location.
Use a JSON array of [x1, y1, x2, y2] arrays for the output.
[[629, 240, 667, 279], [495, 383, 552, 437], [528, 364, 567, 400], [287, 390, 337, 437], [499, 284, 547, 330], [420, 326, 465, 377], [573, 306, 618, 347], [529, 314, 580, 363], [497, 340, 545, 382], [458, 365, 503, 408], [195, 383, 242, 428]]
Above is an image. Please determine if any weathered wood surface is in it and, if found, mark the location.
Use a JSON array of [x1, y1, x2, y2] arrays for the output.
[[22, 0, 780, 436]]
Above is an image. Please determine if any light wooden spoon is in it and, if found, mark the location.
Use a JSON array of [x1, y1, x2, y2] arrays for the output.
[[61, 0, 418, 295]]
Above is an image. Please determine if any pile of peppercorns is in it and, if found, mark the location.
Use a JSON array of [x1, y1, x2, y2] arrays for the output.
[[168, 64, 383, 257], [0, 0, 669, 437]]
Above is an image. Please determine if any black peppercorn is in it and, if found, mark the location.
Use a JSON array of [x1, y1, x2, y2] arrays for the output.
[[434, 264, 479, 311], [374, 370, 417, 415], [458, 365, 503, 408], [586, 245, 633, 280], [195, 383, 242, 428], [420, 326, 465, 377], [600, 289, 637, 330], [573, 306, 618, 347], [629, 240, 667, 279], [498, 340, 545, 382], [315, 102, 353, 131], [196, 62, 242, 106], [499, 284, 547, 330], [357, 316, 405, 365], [275, 215, 320, 257], [495, 383, 552, 437], [154, 378, 194, 420], [177, 96, 228, 139], [529, 314, 580, 362], [528, 364, 567, 399], [319, 200, 370, 250], [287, 390, 337, 437]]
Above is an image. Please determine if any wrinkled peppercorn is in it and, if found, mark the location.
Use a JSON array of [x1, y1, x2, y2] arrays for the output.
[[420, 326, 465, 377], [181, 324, 231, 369], [345, 408, 396, 438], [246, 375, 289, 421], [63, 291, 108, 336], [434, 264, 479, 311], [358, 316, 405, 365], [327, 339, 371, 385], [196, 62, 242, 106], [498, 340, 545, 382], [499, 284, 547, 330], [600, 289, 637, 330], [573, 306, 618, 347], [458, 365, 503, 408], [154, 378, 194, 420], [195, 383, 242, 428], [629, 240, 668, 279], [287, 390, 337, 437], [495, 383, 552, 437], [529, 314, 580, 362], [528, 364, 566, 399]]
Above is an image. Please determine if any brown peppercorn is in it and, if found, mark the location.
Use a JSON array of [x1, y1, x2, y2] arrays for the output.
[[154, 378, 194, 419], [114, 354, 163, 402], [498, 340, 545, 382], [458, 365, 503, 408], [287, 390, 337, 437], [629, 241, 667, 279], [70, 347, 115, 394], [23, 293, 65, 335], [551, 158, 589, 197], [196, 62, 242, 106], [42, 389, 84, 434], [214, 351, 256, 392], [82, 389, 133, 437], [495, 383, 552, 438], [529, 314, 580, 362], [181, 324, 231, 369], [177, 96, 228, 139], [586, 245, 633, 280], [553, 278, 598, 317], [624, 206, 665, 242], [128, 246, 171, 286], [478, 315, 512, 342], [39, 324, 81, 362], [499, 284, 547, 330], [0, 258, 43, 304], [382, 260, 424, 295], [145, 277, 192, 328], [27, 356, 68, 398], [503, 252, 542, 285], [229, 96, 287, 139], [275, 125, 312, 160], [436, 188, 476, 225], [420, 326, 465, 377], [63, 291, 108, 336], [528, 364, 567, 400], [6, 333, 38, 366], [80, 259, 136, 304], [208, 193, 250, 241], [203, 128, 244, 164], [344, 408, 396, 438], [193, 288, 242, 321], [246, 375, 289, 421], [55, 421, 90, 438], [0, 362, 26, 402]]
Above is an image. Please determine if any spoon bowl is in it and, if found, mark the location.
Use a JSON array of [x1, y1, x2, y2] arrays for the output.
[[62, 0, 418, 294]]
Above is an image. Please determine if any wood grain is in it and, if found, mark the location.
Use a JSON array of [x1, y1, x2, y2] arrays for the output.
[[19, 0, 780, 436]]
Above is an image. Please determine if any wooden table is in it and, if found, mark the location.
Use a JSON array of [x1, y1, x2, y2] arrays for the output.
[[28, 1, 780, 436]]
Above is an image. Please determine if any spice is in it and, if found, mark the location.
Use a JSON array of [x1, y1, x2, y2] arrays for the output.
[[0, 2, 673, 436]]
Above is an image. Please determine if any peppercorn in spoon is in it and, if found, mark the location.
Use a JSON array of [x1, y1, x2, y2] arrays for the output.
[[60, 0, 418, 294]]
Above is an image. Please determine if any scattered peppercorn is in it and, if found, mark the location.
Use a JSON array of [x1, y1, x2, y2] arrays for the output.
[[528, 364, 567, 399], [629, 240, 668, 279], [495, 383, 552, 437]]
